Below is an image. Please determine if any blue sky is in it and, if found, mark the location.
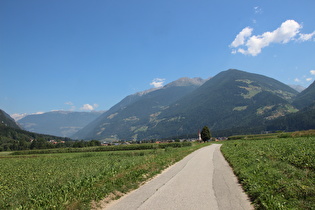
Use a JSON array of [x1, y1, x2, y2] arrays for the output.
[[1, 0, 315, 118]]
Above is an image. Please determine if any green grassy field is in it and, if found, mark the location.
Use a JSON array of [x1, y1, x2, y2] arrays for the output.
[[221, 136, 315, 209], [2, 135, 314, 209], [0, 143, 208, 209]]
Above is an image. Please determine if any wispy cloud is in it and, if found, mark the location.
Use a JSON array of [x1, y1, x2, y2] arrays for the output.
[[80, 104, 99, 111], [254, 6, 263, 14], [65, 101, 73, 105], [294, 70, 315, 84], [150, 78, 165, 88], [230, 20, 315, 56], [298, 31, 315, 42], [65, 101, 76, 111]]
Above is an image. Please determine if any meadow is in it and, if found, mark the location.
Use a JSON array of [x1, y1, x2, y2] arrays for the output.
[[2, 134, 315, 209], [0, 142, 208, 209], [221, 136, 315, 209]]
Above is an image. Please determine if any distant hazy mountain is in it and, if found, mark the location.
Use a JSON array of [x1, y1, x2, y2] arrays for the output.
[[288, 84, 305, 93], [73, 70, 300, 140], [72, 77, 207, 140], [0, 109, 20, 129], [18, 111, 104, 137], [292, 80, 315, 109]]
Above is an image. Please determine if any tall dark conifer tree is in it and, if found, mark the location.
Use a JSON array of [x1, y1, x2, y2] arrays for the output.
[[201, 126, 211, 142]]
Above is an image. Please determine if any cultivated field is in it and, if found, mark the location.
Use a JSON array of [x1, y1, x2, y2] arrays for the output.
[[0, 142, 208, 209], [2, 134, 314, 209], [221, 136, 315, 209]]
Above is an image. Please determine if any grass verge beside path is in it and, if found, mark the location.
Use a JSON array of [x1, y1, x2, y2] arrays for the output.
[[0, 142, 210, 209], [221, 137, 315, 209]]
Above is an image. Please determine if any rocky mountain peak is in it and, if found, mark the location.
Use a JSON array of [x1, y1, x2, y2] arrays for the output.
[[164, 77, 207, 88]]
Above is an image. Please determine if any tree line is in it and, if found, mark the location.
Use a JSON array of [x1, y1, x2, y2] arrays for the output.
[[0, 125, 101, 151]]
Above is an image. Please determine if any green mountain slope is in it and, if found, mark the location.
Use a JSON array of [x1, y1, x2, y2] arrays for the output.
[[71, 88, 156, 140], [72, 77, 206, 140], [74, 70, 299, 140], [18, 111, 103, 137], [292, 80, 315, 109], [142, 69, 298, 139], [0, 109, 20, 129], [266, 102, 315, 131]]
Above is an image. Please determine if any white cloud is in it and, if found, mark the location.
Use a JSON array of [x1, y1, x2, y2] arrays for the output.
[[11, 111, 44, 121], [65, 101, 73, 105], [306, 78, 313, 82], [230, 20, 315, 56], [310, 70, 315, 75], [294, 78, 301, 82], [80, 104, 99, 111], [150, 78, 165, 88], [238, 48, 246, 54], [230, 27, 253, 48], [11, 113, 28, 121], [298, 31, 315, 42]]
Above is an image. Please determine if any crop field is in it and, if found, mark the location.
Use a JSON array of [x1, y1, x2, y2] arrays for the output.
[[221, 136, 315, 209], [0, 143, 208, 209]]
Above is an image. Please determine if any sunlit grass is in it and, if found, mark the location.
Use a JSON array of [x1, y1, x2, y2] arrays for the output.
[[0, 143, 209, 209], [221, 137, 315, 209]]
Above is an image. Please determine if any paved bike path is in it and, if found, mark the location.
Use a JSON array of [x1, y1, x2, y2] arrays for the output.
[[105, 144, 253, 210]]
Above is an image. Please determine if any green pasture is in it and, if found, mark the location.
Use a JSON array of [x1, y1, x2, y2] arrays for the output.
[[221, 136, 315, 209], [0, 143, 208, 209]]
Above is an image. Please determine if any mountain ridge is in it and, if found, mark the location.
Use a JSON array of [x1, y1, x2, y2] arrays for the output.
[[292, 80, 315, 109], [139, 69, 298, 139], [18, 111, 104, 137], [0, 109, 21, 129], [73, 69, 300, 140], [71, 77, 206, 140]]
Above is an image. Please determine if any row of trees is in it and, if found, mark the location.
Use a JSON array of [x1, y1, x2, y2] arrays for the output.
[[1, 123, 213, 152], [0, 125, 102, 151], [0, 137, 102, 152]]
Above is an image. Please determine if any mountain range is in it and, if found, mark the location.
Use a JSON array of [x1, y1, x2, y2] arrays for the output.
[[71, 77, 207, 140], [3, 69, 315, 141], [71, 69, 314, 141], [18, 111, 104, 137]]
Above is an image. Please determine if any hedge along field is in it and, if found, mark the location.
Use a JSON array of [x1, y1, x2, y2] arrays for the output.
[[0, 143, 209, 209], [11, 142, 193, 155], [221, 137, 315, 209]]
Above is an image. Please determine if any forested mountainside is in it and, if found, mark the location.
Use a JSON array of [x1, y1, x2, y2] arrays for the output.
[[72, 77, 206, 140], [267, 102, 315, 132], [292, 80, 315, 109], [74, 69, 301, 140], [0, 109, 20, 129], [136, 69, 298, 139]]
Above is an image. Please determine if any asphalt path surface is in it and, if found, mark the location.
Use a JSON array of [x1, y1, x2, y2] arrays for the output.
[[105, 144, 253, 210]]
